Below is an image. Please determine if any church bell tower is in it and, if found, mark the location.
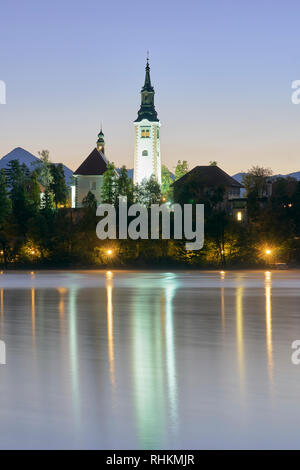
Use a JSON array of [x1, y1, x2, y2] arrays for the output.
[[134, 59, 161, 185]]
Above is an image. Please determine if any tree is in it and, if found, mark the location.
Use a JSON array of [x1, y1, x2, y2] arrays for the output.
[[82, 191, 97, 211], [0, 170, 11, 226], [101, 161, 118, 204], [41, 189, 54, 216], [50, 163, 67, 208], [35, 150, 53, 190], [209, 161, 218, 166], [174, 160, 189, 181], [27, 171, 41, 212], [6, 160, 31, 233], [116, 166, 134, 204], [135, 176, 161, 207], [243, 166, 273, 197], [161, 165, 173, 200], [5, 159, 24, 188]]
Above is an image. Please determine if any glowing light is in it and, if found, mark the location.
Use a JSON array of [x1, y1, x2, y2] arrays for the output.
[[106, 275, 115, 389], [265, 271, 271, 281], [265, 249, 272, 255], [237, 211, 242, 221], [57, 287, 68, 295], [106, 249, 113, 256], [106, 271, 113, 280]]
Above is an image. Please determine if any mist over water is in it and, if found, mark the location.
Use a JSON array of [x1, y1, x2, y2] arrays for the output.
[[0, 270, 300, 449]]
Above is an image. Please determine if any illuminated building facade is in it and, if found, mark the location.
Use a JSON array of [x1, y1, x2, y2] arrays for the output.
[[134, 59, 161, 186]]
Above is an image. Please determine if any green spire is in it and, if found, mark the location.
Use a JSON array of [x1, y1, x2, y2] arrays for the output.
[[142, 58, 154, 92], [97, 126, 105, 153], [135, 59, 158, 122]]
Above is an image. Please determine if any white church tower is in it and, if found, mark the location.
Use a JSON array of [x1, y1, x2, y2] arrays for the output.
[[134, 59, 161, 185]]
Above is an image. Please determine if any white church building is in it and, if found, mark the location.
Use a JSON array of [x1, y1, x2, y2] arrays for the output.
[[71, 59, 162, 207], [133, 59, 161, 185]]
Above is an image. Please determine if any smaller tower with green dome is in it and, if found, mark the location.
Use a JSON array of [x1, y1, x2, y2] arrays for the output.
[[97, 127, 105, 154]]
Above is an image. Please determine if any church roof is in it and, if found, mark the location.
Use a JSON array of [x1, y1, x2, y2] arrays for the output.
[[74, 148, 107, 176], [172, 166, 244, 188]]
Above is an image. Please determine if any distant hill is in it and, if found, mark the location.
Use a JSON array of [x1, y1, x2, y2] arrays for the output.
[[232, 171, 300, 183], [0, 147, 73, 185]]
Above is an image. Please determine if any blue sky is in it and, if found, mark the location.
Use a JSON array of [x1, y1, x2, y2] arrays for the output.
[[1, 0, 300, 174]]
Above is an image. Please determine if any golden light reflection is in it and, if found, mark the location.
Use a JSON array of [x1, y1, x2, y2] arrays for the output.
[[31, 288, 36, 346], [221, 287, 225, 333], [265, 271, 273, 384], [69, 287, 80, 425], [57, 287, 67, 334], [236, 286, 245, 391], [106, 275, 115, 389]]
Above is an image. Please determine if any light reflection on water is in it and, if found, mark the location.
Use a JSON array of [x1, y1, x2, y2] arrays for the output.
[[0, 270, 300, 449]]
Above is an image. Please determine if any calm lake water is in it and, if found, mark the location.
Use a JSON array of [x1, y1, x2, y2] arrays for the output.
[[0, 270, 300, 449]]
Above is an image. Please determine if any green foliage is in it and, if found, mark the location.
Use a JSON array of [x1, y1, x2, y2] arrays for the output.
[[82, 191, 97, 211], [1, 154, 300, 268], [243, 165, 273, 197], [50, 163, 67, 208], [174, 160, 188, 181], [27, 171, 41, 211], [0, 170, 12, 227], [161, 165, 173, 200], [36, 150, 53, 189], [135, 175, 161, 207], [116, 166, 134, 204], [100, 161, 118, 204]]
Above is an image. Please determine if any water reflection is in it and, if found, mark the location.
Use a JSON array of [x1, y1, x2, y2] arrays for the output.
[[106, 271, 115, 389], [236, 286, 245, 393], [0, 271, 299, 449], [0, 288, 4, 336], [164, 276, 178, 433], [69, 287, 80, 426], [132, 274, 178, 448], [265, 272, 273, 385], [31, 288, 36, 343]]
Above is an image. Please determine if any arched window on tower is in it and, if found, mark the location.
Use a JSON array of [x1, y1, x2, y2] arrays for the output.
[[142, 150, 148, 156]]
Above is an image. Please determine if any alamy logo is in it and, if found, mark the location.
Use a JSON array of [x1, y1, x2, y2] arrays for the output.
[[0, 340, 6, 365], [291, 340, 300, 365], [0, 81, 6, 104], [96, 197, 204, 250]]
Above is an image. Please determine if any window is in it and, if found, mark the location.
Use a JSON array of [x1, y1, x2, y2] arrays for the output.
[[141, 127, 150, 138], [237, 211, 242, 221], [142, 150, 148, 156], [157, 128, 160, 139], [91, 181, 96, 190]]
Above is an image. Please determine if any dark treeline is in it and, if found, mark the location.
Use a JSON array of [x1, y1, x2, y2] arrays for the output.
[[0, 156, 300, 268]]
